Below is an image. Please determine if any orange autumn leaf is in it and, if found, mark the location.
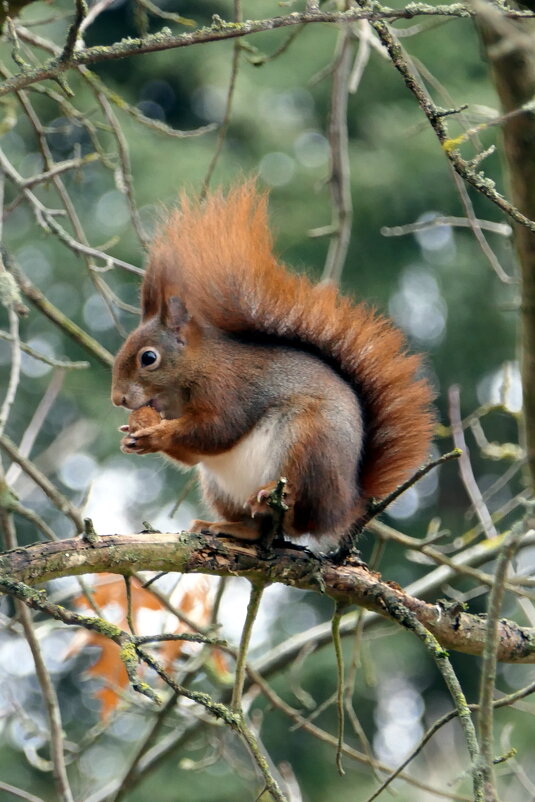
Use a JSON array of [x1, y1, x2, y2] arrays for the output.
[[71, 574, 225, 718]]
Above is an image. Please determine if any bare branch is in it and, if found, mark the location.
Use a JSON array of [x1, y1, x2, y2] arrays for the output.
[[9, 263, 113, 366], [0, 781, 45, 802], [0, 332, 89, 369], [448, 385, 499, 539], [381, 215, 512, 237], [79, 0, 116, 33], [231, 581, 264, 712], [0, 6, 533, 100], [60, 0, 87, 63], [450, 168, 514, 284], [18, 153, 99, 188], [377, 587, 484, 801], [321, 29, 353, 283], [358, 4, 535, 231], [0, 308, 21, 440], [0, 511, 74, 802], [478, 523, 523, 798], [201, 0, 242, 199], [0, 433, 84, 531]]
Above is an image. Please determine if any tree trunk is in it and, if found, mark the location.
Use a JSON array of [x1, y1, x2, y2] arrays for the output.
[[478, 10, 535, 490]]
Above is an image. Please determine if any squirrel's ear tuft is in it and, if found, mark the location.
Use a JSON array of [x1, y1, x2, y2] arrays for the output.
[[141, 270, 161, 319], [163, 295, 189, 332]]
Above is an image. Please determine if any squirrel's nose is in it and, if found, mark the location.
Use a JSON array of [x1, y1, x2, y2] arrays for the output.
[[111, 391, 128, 407]]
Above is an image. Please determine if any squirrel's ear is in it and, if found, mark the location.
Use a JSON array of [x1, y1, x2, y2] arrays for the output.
[[163, 295, 189, 332]]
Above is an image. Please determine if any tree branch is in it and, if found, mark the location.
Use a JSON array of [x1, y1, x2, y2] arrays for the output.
[[1, 531, 534, 663], [1, 6, 533, 100]]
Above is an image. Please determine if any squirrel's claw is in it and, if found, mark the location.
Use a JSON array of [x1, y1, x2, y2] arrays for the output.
[[120, 435, 141, 454], [120, 422, 169, 455], [120, 435, 153, 455]]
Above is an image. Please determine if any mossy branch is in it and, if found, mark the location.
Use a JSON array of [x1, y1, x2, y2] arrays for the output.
[[1, 530, 534, 663], [1, 6, 534, 100]]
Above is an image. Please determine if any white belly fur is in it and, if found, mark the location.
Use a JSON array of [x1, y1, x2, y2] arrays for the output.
[[199, 412, 287, 506]]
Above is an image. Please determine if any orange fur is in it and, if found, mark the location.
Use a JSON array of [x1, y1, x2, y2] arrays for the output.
[[145, 181, 434, 501]]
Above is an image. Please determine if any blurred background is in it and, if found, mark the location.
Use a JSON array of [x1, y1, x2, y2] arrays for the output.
[[0, 1, 532, 800]]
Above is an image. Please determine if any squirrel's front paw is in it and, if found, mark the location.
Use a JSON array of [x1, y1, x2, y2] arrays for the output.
[[245, 479, 294, 518], [120, 423, 169, 455]]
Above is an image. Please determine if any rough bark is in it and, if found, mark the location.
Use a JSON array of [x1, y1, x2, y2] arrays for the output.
[[1, 531, 534, 663], [478, 10, 535, 489]]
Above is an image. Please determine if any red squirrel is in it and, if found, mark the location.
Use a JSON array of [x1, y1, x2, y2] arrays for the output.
[[111, 182, 434, 543]]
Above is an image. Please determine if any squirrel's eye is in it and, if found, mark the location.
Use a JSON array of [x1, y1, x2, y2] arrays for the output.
[[138, 347, 161, 370]]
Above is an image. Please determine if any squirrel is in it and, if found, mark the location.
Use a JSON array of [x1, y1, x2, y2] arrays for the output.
[[111, 181, 434, 543]]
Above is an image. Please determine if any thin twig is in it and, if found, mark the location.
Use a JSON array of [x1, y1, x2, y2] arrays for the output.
[[231, 582, 265, 711], [348, 20, 373, 93], [478, 522, 523, 799], [0, 332, 88, 369], [237, 716, 288, 802], [133, 571, 209, 633], [357, 3, 535, 232], [449, 384, 498, 539], [379, 589, 484, 801], [97, 93, 149, 248], [10, 263, 113, 366], [2, 65, 124, 338], [0, 308, 21, 440], [370, 519, 534, 599], [364, 675, 535, 801], [136, 0, 195, 27], [19, 153, 99, 188], [4, 500, 57, 542], [134, 632, 227, 646], [334, 448, 462, 561], [16, 24, 216, 141], [108, 691, 179, 802], [210, 575, 228, 626], [201, 0, 242, 199], [60, 0, 87, 63], [17, 600, 74, 800], [80, 65, 216, 139], [365, 448, 462, 522], [344, 610, 379, 777], [0, 147, 142, 275], [332, 602, 346, 775], [0, 512, 74, 802], [450, 168, 514, 284], [0, 433, 84, 530], [79, 0, 116, 33], [246, 25, 305, 65], [0, 781, 45, 802], [124, 575, 136, 635], [0, 166, 22, 443], [321, 28, 353, 283], [381, 215, 512, 237], [136, 642, 287, 801], [246, 662, 471, 801]]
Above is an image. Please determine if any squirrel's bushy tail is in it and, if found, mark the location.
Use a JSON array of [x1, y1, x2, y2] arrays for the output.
[[145, 181, 434, 500]]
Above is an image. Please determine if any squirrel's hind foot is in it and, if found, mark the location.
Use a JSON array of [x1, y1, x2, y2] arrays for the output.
[[189, 519, 262, 541], [245, 479, 294, 519]]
